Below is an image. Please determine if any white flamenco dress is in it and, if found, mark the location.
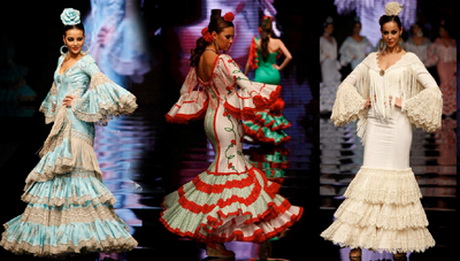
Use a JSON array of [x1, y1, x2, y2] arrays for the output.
[[321, 52, 442, 254]]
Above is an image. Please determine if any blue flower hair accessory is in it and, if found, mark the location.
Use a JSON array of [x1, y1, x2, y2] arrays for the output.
[[60, 8, 81, 25]]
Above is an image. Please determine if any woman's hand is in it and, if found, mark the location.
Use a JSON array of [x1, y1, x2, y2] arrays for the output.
[[364, 99, 371, 109], [62, 95, 74, 107], [272, 64, 281, 71], [394, 97, 402, 108]]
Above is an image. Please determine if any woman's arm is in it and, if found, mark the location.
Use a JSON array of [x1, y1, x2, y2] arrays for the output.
[[274, 39, 292, 71]]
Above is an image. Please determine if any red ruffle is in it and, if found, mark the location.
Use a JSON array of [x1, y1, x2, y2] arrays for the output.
[[224, 85, 282, 120], [160, 197, 303, 243], [247, 37, 259, 70], [165, 99, 208, 124], [242, 124, 291, 145]]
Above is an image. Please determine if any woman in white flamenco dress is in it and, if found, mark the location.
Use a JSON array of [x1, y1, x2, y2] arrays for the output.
[[320, 3, 442, 259]]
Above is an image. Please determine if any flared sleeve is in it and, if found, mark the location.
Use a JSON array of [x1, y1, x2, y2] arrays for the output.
[[402, 58, 442, 133], [72, 56, 138, 126], [39, 83, 58, 124], [165, 67, 208, 124], [330, 62, 368, 127], [217, 54, 281, 120]]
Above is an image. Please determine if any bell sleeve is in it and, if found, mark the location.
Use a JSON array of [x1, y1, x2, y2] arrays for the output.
[[39, 83, 58, 124], [165, 67, 208, 124], [330, 62, 368, 126], [72, 56, 138, 125], [217, 55, 281, 120], [402, 57, 442, 133]]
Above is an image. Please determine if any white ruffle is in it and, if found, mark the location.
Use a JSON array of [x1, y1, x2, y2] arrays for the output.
[[321, 220, 435, 254], [344, 167, 422, 205]]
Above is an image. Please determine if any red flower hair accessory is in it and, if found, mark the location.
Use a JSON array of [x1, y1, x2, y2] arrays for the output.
[[262, 15, 274, 21], [223, 12, 235, 22], [201, 27, 213, 43]]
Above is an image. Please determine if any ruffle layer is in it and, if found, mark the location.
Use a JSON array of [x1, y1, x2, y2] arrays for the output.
[[333, 198, 429, 230], [160, 167, 302, 242], [165, 90, 208, 124], [26, 133, 102, 189], [165, 67, 209, 124], [403, 87, 442, 133], [321, 166, 434, 253], [251, 109, 291, 131], [20, 202, 119, 226], [224, 84, 281, 121], [22, 169, 115, 207], [243, 120, 290, 145], [320, 220, 435, 254], [72, 72, 138, 126], [344, 167, 423, 205], [0, 216, 137, 258], [215, 55, 282, 120]]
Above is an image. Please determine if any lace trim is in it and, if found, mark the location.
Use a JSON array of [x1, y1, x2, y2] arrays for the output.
[[20, 202, 119, 225], [73, 94, 138, 126], [330, 82, 367, 126], [404, 88, 442, 133], [0, 233, 137, 258], [320, 220, 435, 254], [344, 167, 422, 205], [333, 198, 429, 230]]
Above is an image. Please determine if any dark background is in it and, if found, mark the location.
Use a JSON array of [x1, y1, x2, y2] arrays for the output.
[[0, 0, 458, 260]]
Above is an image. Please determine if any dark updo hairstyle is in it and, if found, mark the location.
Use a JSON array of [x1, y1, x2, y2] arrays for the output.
[[189, 9, 234, 67], [63, 23, 85, 37], [378, 14, 402, 30], [260, 17, 274, 62]]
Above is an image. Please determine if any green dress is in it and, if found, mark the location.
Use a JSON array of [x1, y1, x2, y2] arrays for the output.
[[242, 37, 291, 185]]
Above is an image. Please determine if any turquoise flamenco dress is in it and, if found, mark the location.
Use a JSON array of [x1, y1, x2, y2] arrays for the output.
[[0, 54, 138, 257], [242, 37, 291, 146]]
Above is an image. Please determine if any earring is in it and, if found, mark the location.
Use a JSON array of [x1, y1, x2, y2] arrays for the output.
[[60, 45, 68, 55], [214, 40, 220, 52], [80, 45, 90, 55]]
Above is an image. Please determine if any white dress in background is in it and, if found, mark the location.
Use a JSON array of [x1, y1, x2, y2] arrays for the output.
[[339, 36, 374, 70], [321, 52, 442, 253], [404, 37, 431, 65], [320, 35, 341, 113]]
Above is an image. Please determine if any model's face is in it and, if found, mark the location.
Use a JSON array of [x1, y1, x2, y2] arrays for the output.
[[439, 27, 449, 38], [353, 23, 362, 34], [324, 24, 334, 35], [412, 24, 421, 34], [213, 27, 234, 52], [381, 21, 402, 49], [63, 29, 85, 55]]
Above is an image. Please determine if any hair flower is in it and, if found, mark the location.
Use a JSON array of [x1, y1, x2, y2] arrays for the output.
[[385, 2, 403, 16], [262, 15, 273, 21], [223, 12, 235, 22], [201, 27, 213, 43], [60, 8, 81, 25]]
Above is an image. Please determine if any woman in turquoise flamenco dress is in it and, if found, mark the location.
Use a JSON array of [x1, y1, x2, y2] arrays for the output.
[[0, 8, 138, 257]]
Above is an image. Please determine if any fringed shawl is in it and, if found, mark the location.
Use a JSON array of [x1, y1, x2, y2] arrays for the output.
[[331, 52, 442, 143]]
